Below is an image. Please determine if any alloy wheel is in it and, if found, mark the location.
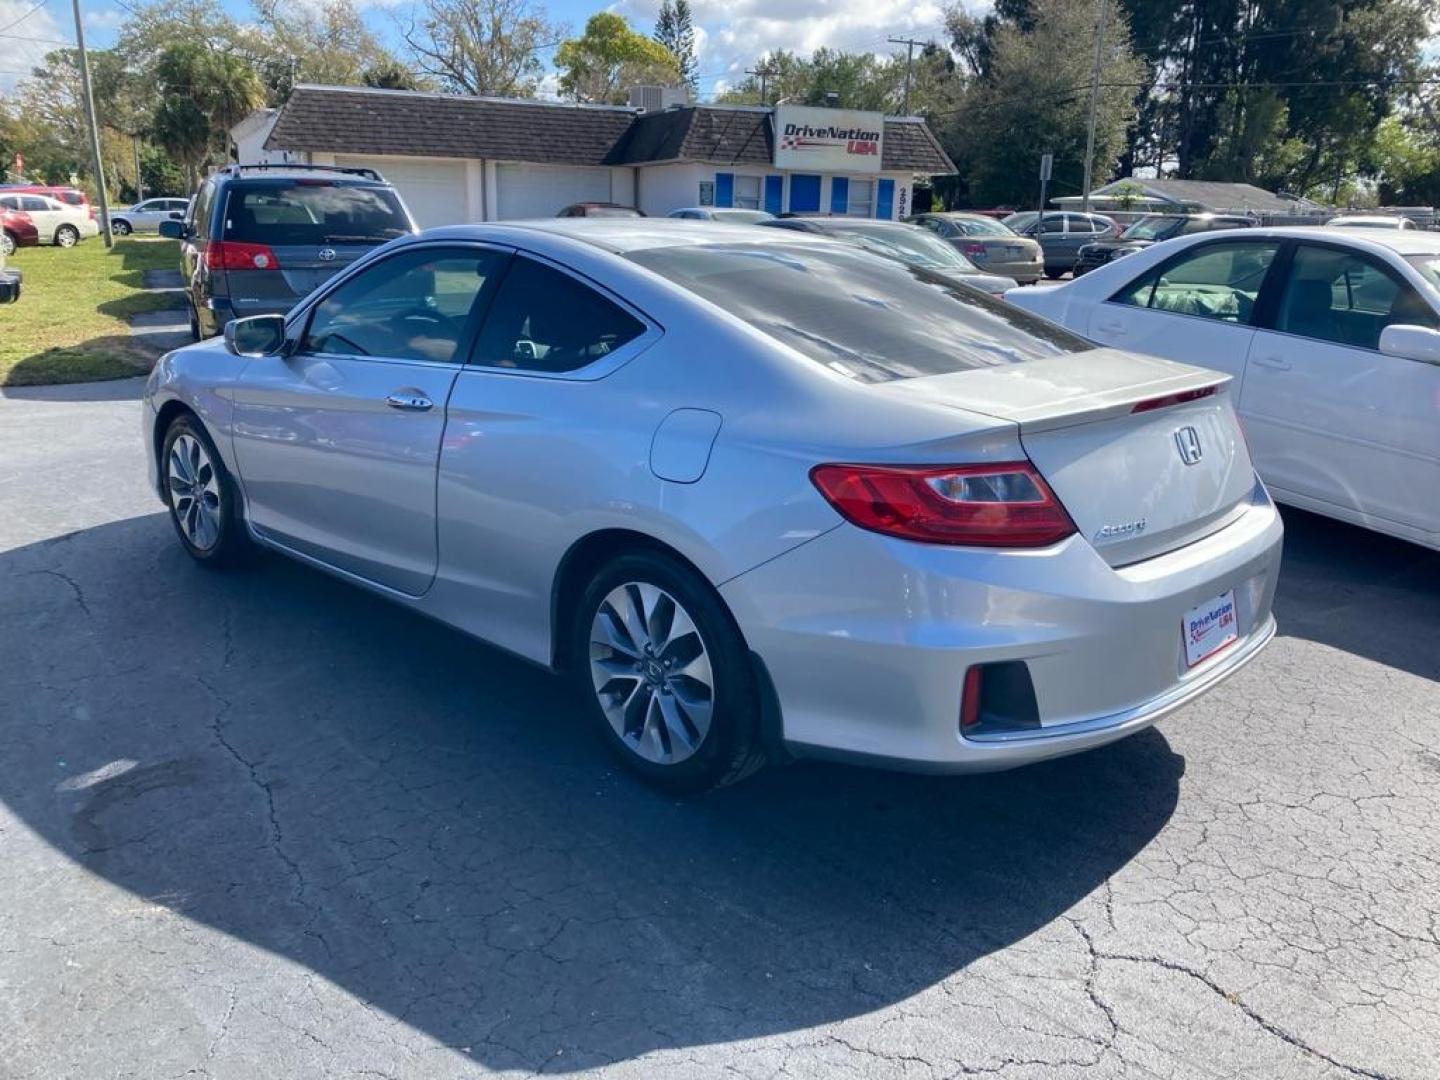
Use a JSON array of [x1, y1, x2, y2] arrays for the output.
[[167, 433, 222, 550], [56, 227, 77, 248], [589, 582, 714, 765], [1, 232, 13, 256]]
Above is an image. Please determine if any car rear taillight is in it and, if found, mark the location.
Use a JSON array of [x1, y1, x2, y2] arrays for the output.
[[962, 242, 986, 258], [205, 241, 282, 271], [961, 666, 984, 732], [809, 462, 1076, 547], [1130, 385, 1217, 413]]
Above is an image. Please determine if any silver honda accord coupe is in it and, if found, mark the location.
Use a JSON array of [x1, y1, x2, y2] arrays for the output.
[[142, 220, 1282, 790]]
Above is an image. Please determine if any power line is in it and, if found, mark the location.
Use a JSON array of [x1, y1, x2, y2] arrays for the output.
[[0, 0, 51, 35]]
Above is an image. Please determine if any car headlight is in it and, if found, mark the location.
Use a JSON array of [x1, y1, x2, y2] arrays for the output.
[[1111, 247, 1140, 259]]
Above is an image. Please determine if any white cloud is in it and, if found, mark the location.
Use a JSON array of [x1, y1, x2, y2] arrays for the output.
[[0, 0, 70, 93], [83, 8, 123, 31]]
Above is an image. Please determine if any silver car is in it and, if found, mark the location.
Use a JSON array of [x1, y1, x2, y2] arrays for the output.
[[142, 220, 1282, 790], [109, 197, 191, 236], [908, 212, 1045, 284]]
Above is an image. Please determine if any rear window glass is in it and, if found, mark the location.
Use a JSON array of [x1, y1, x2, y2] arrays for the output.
[[628, 243, 1089, 383], [223, 183, 411, 244]]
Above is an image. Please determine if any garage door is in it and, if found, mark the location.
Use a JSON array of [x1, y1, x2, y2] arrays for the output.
[[333, 156, 468, 229], [496, 164, 612, 219]]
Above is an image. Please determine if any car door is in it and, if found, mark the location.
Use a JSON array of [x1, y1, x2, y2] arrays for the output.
[[132, 199, 168, 232], [1036, 214, 1067, 271], [1084, 238, 1284, 379], [20, 196, 61, 240], [180, 180, 215, 326], [437, 253, 661, 657], [229, 243, 512, 595], [1240, 241, 1440, 536]]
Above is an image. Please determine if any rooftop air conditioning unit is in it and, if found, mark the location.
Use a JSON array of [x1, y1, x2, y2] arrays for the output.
[[629, 85, 691, 113]]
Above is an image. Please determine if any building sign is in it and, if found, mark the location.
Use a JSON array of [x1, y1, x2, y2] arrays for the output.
[[773, 105, 884, 174]]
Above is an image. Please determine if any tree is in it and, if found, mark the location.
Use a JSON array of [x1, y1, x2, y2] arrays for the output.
[[152, 43, 265, 189], [717, 48, 941, 114], [401, 0, 562, 97], [653, 0, 697, 92], [557, 13, 680, 104], [248, 0, 406, 102], [938, 0, 1144, 207], [362, 61, 426, 91]]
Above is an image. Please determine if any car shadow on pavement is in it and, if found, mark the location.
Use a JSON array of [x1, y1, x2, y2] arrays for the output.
[[0, 374, 145, 402], [2, 513, 1184, 1072], [1272, 506, 1440, 682]]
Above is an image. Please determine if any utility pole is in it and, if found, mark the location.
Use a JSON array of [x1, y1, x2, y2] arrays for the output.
[[746, 63, 776, 106], [888, 36, 926, 116], [1080, 0, 1109, 214], [72, 0, 113, 247]]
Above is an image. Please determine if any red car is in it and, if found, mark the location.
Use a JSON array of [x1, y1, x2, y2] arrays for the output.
[[1, 208, 39, 255]]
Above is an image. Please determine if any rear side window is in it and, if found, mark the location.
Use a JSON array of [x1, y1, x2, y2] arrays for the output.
[[193, 181, 215, 239], [223, 183, 410, 244], [473, 257, 646, 373], [1109, 241, 1279, 325], [629, 243, 1089, 383]]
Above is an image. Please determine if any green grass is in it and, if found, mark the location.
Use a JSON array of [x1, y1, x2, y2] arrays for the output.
[[0, 238, 180, 387]]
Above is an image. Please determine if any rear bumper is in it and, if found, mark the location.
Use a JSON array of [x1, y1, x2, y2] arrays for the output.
[[0, 268, 20, 304], [719, 491, 1282, 773]]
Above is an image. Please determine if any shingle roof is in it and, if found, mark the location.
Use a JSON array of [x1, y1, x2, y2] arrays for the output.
[[1094, 178, 1307, 214], [267, 87, 957, 175], [266, 85, 638, 167]]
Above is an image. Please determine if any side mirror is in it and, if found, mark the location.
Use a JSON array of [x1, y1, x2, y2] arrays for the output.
[[158, 219, 186, 239], [224, 314, 288, 358], [168, 211, 183, 220], [1378, 324, 1440, 366]]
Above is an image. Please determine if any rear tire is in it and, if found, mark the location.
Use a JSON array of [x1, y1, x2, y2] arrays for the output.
[[161, 413, 248, 567], [1044, 267, 1066, 280], [112, 220, 132, 236], [570, 551, 766, 792], [54, 225, 79, 248], [1, 231, 14, 256]]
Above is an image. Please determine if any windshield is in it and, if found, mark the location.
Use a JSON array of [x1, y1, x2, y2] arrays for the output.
[[1120, 216, 1184, 242], [1002, 212, 1038, 232], [714, 209, 774, 223], [1403, 255, 1440, 291], [948, 216, 1016, 237], [825, 224, 980, 272], [627, 242, 1088, 383], [584, 207, 642, 218], [223, 183, 412, 244]]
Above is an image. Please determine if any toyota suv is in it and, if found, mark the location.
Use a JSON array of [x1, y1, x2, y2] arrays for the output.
[[161, 164, 417, 339]]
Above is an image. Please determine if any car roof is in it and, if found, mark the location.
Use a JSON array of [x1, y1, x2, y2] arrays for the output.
[[416, 218, 838, 254], [1204, 225, 1439, 255], [218, 169, 388, 186]]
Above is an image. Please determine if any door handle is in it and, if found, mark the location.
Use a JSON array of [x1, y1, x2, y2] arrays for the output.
[[386, 391, 434, 411], [1251, 353, 1291, 371], [1095, 320, 1128, 336]]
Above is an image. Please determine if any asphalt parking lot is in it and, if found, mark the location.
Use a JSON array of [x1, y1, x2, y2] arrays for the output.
[[1, 380, 1437, 1080]]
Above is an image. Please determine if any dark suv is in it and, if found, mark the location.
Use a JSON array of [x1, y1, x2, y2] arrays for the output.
[[1072, 213, 1254, 276], [161, 164, 417, 339]]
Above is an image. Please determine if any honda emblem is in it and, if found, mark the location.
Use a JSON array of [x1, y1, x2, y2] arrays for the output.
[[318, 247, 337, 262], [1174, 426, 1203, 466]]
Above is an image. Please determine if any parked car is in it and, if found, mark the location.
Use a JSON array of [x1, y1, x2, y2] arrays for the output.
[[108, 197, 191, 235], [758, 216, 1017, 295], [0, 192, 100, 247], [1, 207, 39, 255], [1326, 214, 1414, 230], [0, 243, 20, 304], [557, 203, 645, 218], [1003, 211, 1118, 278], [906, 212, 1044, 284], [143, 219, 1281, 791], [1072, 213, 1254, 276], [669, 207, 774, 223], [1005, 227, 1440, 551], [0, 184, 93, 216], [160, 163, 417, 340]]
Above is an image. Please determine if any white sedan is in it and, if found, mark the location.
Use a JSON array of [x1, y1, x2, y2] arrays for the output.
[[1006, 227, 1440, 551], [0, 192, 99, 247]]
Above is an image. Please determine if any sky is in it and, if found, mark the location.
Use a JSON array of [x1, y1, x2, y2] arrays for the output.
[[0, 0, 958, 96]]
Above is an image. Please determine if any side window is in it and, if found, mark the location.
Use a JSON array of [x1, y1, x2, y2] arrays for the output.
[[473, 257, 646, 374], [22, 197, 50, 212], [302, 247, 507, 363], [1040, 216, 1066, 234], [915, 217, 941, 234], [1275, 245, 1438, 350], [192, 182, 215, 239], [134, 200, 160, 213], [1109, 241, 1279, 324], [0, 197, 16, 211]]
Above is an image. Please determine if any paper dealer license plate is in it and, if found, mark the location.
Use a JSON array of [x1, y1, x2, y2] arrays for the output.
[[1183, 590, 1238, 667]]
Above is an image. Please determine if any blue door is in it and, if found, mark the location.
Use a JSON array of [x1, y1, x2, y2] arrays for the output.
[[715, 173, 734, 208], [764, 175, 783, 215], [789, 174, 821, 214], [876, 178, 895, 220], [830, 177, 849, 215]]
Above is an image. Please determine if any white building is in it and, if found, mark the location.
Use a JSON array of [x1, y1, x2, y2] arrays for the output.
[[252, 85, 954, 229], [228, 109, 302, 168]]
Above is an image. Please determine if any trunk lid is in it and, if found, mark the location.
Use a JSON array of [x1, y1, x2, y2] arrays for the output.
[[224, 242, 376, 314], [883, 349, 1255, 566]]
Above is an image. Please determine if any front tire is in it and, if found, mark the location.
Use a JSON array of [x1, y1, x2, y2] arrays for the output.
[[1, 230, 14, 256], [161, 414, 247, 566], [112, 219, 132, 236], [572, 551, 766, 792], [54, 224, 79, 248]]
